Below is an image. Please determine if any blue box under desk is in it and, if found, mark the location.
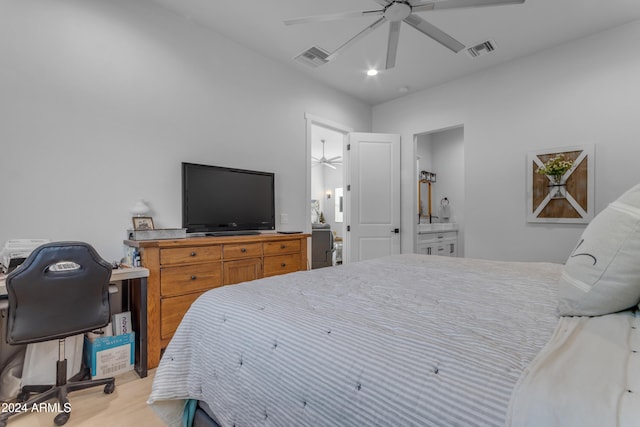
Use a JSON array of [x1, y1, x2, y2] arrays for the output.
[[84, 332, 135, 379]]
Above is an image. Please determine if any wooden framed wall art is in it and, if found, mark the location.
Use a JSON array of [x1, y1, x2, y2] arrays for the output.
[[527, 144, 594, 223]]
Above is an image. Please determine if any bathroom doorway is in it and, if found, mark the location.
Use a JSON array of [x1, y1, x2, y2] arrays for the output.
[[415, 126, 465, 256]]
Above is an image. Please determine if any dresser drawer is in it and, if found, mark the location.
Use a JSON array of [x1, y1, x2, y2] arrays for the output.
[[160, 292, 204, 340], [161, 263, 222, 297], [264, 254, 300, 277], [223, 243, 262, 259], [264, 239, 301, 255], [223, 258, 262, 285], [160, 246, 221, 266]]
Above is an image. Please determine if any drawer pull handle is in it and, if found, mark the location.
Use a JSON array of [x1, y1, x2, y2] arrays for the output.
[[281, 263, 287, 267], [241, 248, 247, 253], [190, 252, 197, 257], [280, 244, 286, 249], [191, 275, 197, 280]]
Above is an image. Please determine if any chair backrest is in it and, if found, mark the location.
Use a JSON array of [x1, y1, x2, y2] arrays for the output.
[[6, 241, 112, 345], [312, 224, 334, 249], [311, 225, 334, 268]]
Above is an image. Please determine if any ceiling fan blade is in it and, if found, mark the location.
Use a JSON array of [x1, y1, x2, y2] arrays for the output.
[[284, 9, 384, 26], [403, 14, 465, 53], [410, 2, 436, 12], [326, 17, 387, 62], [326, 156, 342, 162], [372, 0, 393, 6], [385, 21, 401, 69], [411, 0, 524, 12], [323, 162, 337, 170]]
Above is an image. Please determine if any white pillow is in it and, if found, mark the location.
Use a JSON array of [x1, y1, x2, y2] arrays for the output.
[[557, 183, 640, 316]]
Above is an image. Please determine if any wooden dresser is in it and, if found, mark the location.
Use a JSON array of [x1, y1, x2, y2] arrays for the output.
[[125, 233, 310, 369]]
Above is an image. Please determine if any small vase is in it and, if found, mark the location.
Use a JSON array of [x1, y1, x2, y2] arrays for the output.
[[548, 175, 566, 199]]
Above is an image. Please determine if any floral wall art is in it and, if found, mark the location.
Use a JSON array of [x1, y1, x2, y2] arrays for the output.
[[527, 145, 595, 223]]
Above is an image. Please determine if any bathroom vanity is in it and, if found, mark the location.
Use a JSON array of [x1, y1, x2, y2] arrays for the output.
[[416, 223, 458, 257]]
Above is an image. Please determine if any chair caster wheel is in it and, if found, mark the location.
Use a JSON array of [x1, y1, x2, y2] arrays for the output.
[[17, 391, 30, 402], [54, 412, 70, 426], [104, 383, 115, 394]]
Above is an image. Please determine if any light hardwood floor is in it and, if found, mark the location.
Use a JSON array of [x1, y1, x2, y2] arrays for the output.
[[7, 369, 164, 427]]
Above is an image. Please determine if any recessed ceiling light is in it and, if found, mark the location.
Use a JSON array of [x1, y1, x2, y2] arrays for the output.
[[366, 69, 378, 76]]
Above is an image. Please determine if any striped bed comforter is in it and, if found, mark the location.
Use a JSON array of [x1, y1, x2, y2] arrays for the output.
[[148, 254, 561, 427]]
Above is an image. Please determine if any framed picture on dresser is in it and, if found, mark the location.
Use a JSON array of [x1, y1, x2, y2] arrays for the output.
[[132, 216, 155, 230]]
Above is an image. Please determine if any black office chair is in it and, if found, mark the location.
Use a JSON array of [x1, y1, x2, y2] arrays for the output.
[[0, 242, 116, 427]]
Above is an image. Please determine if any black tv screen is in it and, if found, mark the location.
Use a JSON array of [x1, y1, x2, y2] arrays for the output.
[[182, 162, 275, 234]]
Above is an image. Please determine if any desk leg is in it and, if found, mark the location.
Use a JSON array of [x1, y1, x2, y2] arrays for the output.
[[136, 277, 148, 378], [124, 278, 148, 378]]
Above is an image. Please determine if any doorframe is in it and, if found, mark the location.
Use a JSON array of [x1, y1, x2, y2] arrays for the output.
[[305, 113, 353, 265], [413, 124, 465, 254]]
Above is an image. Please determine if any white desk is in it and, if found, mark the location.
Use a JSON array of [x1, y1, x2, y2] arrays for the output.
[[0, 267, 150, 378]]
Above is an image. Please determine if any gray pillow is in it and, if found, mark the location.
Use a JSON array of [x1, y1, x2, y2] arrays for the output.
[[557, 183, 640, 316]]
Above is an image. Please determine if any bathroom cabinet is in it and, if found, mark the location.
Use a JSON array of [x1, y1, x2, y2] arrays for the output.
[[416, 225, 458, 257]]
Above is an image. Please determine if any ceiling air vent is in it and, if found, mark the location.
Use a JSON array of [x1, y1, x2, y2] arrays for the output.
[[466, 40, 496, 58], [295, 46, 330, 68]]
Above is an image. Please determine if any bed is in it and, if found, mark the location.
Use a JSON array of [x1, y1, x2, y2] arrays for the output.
[[146, 254, 558, 426], [147, 253, 640, 427], [149, 183, 640, 427]]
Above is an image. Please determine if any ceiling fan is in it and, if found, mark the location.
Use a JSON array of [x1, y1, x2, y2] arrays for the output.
[[312, 139, 342, 169], [285, 0, 525, 69]]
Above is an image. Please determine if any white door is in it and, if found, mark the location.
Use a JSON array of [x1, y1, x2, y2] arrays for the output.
[[345, 132, 401, 263]]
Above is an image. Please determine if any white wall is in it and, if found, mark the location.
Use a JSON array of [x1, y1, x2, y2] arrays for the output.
[[374, 20, 640, 263], [0, 0, 371, 262], [431, 128, 464, 230], [322, 165, 343, 230], [311, 165, 325, 222]]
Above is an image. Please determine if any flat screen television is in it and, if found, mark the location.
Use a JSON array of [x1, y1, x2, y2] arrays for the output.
[[182, 162, 275, 235]]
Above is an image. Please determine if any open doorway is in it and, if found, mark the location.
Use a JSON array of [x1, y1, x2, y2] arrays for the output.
[[305, 115, 400, 267], [414, 126, 465, 257], [310, 124, 345, 268]]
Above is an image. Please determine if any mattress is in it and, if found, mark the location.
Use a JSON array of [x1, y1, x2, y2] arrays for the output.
[[148, 254, 562, 427]]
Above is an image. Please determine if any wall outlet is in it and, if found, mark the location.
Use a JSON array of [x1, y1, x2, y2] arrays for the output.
[[280, 213, 289, 224]]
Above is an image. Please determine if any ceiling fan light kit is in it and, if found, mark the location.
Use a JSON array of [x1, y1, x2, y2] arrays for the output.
[[385, 2, 412, 22], [286, 0, 524, 69]]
